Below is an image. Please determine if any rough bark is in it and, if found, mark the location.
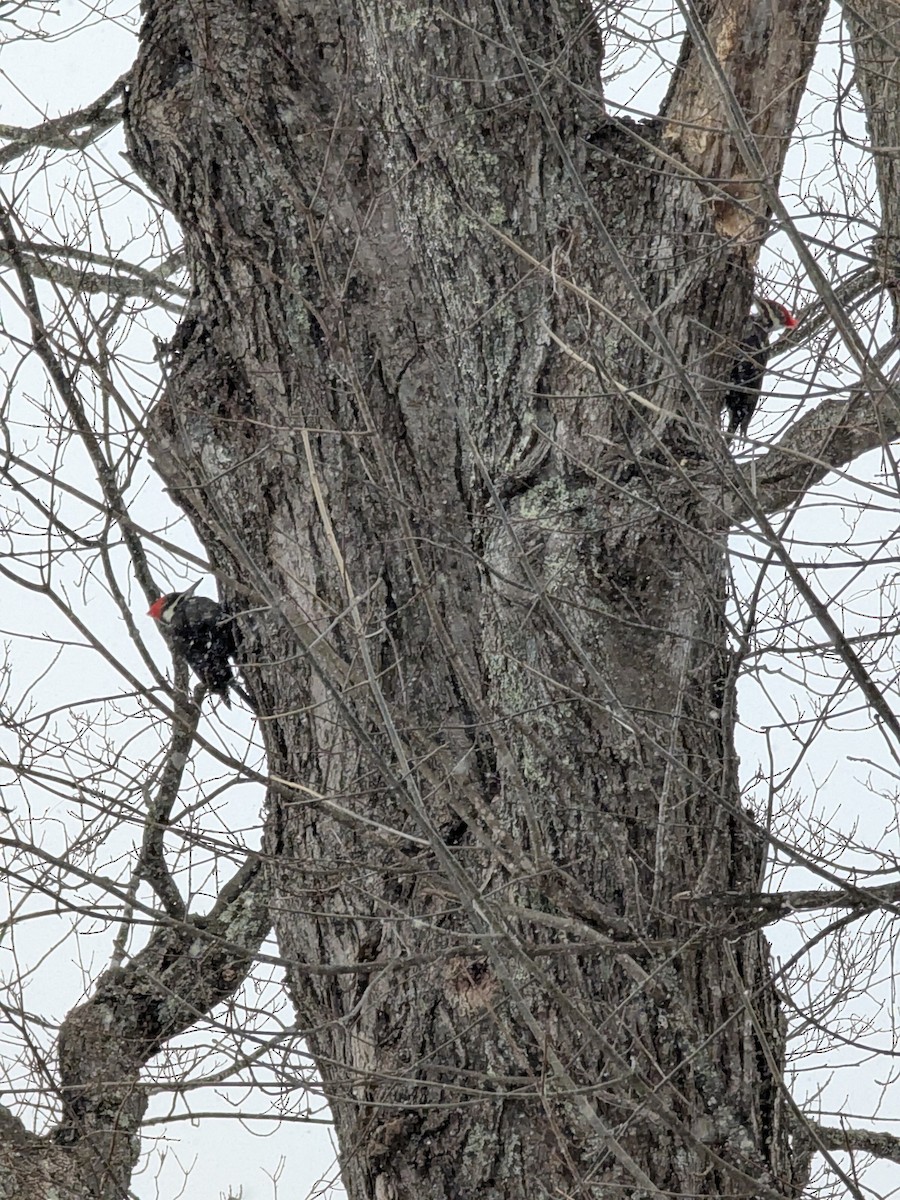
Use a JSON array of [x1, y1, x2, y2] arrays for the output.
[[115, 1, 833, 1198], [843, 0, 900, 326], [662, 0, 828, 238]]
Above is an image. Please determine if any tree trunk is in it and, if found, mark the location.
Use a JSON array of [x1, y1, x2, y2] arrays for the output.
[[125, 2, 822, 1195]]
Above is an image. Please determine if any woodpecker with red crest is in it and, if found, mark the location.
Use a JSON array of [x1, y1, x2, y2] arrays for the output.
[[724, 295, 797, 439], [148, 581, 252, 709]]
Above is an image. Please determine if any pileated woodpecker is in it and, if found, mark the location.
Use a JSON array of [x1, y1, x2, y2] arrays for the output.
[[148, 581, 251, 709], [724, 295, 797, 439]]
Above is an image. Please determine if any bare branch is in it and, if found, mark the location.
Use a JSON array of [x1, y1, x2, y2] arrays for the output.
[[730, 374, 900, 520], [806, 1121, 900, 1167], [0, 240, 186, 309], [0, 75, 128, 167], [138, 690, 203, 920], [687, 877, 900, 926]]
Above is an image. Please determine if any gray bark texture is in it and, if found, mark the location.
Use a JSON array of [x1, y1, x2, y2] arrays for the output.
[[121, 2, 829, 1198], [3, 0, 845, 1197], [843, 0, 900, 328]]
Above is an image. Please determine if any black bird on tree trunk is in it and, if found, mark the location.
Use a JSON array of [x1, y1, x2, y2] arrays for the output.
[[148, 581, 253, 709], [724, 295, 797, 440]]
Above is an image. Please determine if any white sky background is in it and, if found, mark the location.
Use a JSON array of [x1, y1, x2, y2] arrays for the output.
[[1, 2, 899, 1199]]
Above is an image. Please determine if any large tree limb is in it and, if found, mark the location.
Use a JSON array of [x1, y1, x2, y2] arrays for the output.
[[730, 371, 900, 520], [661, 0, 828, 238], [842, 0, 900, 326], [806, 1122, 900, 1167]]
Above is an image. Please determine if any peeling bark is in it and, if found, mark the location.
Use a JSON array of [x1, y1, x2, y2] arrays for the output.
[[843, 0, 900, 326], [662, 0, 828, 238]]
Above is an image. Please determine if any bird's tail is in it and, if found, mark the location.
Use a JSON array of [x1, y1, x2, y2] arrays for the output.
[[229, 679, 257, 713]]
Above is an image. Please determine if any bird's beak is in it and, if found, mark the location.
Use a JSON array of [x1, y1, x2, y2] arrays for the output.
[[181, 579, 202, 599]]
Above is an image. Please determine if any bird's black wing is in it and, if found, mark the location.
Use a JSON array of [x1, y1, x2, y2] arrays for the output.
[[724, 321, 769, 437]]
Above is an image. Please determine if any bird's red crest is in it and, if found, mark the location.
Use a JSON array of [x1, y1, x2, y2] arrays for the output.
[[148, 596, 167, 619], [754, 295, 798, 331], [777, 304, 798, 329]]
